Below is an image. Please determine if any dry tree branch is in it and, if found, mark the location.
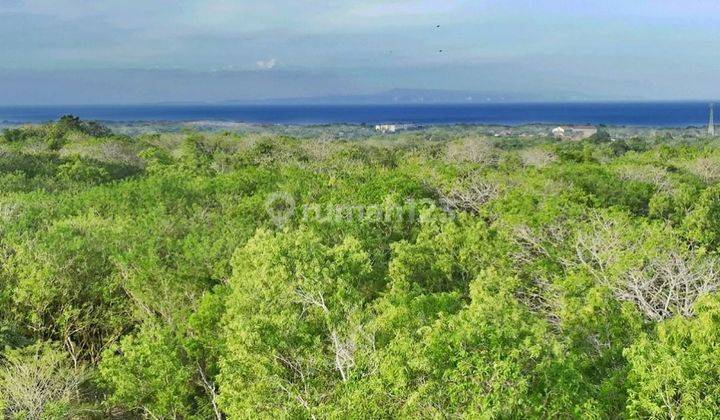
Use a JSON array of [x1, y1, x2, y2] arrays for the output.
[[571, 213, 719, 320], [438, 176, 499, 214], [616, 251, 719, 321], [196, 362, 223, 420]]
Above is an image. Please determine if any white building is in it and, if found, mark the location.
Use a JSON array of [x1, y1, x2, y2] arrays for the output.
[[374, 123, 418, 134], [375, 124, 398, 133], [551, 125, 597, 140]]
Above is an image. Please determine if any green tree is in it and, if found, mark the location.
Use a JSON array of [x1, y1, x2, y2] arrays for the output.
[[625, 295, 720, 418], [219, 229, 373, 418], [684, 183, 720, 250], [99, 323, 195, 418]]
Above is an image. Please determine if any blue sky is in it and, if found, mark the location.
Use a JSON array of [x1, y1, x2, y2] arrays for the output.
[[1, 0, 720, 104]]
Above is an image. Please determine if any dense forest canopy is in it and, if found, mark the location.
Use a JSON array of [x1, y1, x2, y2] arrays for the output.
[[2, 117, 720, 418]]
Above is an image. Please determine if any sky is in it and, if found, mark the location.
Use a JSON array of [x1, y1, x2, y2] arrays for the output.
[[1, 0, 720, 104]]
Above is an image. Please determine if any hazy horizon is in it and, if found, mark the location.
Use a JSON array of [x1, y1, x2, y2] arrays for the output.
[[2, 1, 720, 105], [1, 95, 720, 108]]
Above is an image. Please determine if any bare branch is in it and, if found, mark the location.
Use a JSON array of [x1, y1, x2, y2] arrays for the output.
[[438, 175, 500, 214], [196, 362, 223, 420]]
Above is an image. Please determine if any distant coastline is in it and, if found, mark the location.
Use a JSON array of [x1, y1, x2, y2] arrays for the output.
[[0, 102, 716, 127]]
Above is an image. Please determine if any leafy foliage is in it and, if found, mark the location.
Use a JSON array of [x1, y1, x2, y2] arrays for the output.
[[1, 117, 720, 418]]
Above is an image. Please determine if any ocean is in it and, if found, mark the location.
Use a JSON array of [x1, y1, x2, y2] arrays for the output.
[[0, 102, 715, 127]]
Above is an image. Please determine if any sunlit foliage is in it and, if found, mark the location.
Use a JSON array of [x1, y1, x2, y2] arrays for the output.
[[1, 117, 720, 418]]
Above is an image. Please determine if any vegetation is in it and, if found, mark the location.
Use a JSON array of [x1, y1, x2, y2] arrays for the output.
[[2, 116, 720, 418]]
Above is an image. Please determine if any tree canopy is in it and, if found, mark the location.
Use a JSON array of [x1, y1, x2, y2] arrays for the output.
[[2, 118, 720, 418]]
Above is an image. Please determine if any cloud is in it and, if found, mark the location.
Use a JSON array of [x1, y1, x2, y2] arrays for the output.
[[256, 58, 277, 70], [3, 1, 720, 102], [346, 0, 467, 18]]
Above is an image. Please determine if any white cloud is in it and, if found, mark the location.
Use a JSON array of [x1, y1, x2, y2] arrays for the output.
[[256, 58, 277, 70], [346, 0, 467, 18]]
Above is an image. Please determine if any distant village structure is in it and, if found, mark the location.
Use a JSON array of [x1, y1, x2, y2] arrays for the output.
[[551, 125, 598, 140], [493, 129, 514, 137], [374, 124, 416, 133], [551, 127, 565, 138]]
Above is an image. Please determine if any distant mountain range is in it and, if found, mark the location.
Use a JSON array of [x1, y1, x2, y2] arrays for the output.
[[217, 89, 594, 105]]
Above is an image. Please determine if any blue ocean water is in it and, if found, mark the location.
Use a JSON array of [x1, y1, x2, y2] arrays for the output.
[[0, 102, 715, 126]]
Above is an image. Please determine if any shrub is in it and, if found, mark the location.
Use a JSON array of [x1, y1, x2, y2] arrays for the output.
[[0, 342, 87, 419]]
